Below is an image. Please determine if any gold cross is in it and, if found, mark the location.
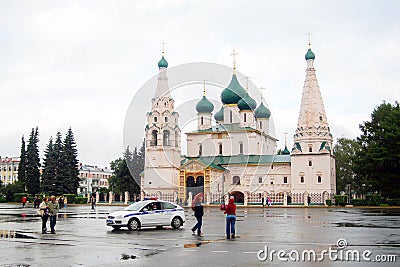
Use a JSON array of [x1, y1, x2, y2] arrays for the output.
[[161, 42, 166, 54], [203, 80, 207, 96], [305, 32, 312, 47], [230, 49, 238, 69], [259, 87, 266, 101]]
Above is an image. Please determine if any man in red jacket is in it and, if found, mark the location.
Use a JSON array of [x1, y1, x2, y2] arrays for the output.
[[225, 197, 236, 240]]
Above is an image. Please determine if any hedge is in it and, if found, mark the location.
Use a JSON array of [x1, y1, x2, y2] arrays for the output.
[[334, 195, 348, 206], [13, 193, 34, 203], [63, 194, 76, 204], [74, 197, 88, 204], [366, 194, 382, 206]]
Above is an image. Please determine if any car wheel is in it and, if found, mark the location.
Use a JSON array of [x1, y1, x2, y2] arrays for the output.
[[127, 218, 140, 231], [111, 226, 121, 230], [171, 216, 183, 229]]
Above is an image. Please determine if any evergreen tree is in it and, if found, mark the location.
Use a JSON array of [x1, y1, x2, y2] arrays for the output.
[[25, 127, 41, 194], [353, 101, 400, 198], [61, 128, 80, 194], [333, 137, 360, 195], [17, 136, 27, 189], [41, 137, 56, 194]]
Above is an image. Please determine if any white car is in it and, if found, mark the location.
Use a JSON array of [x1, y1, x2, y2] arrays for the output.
[[106, 200, 185, 230]]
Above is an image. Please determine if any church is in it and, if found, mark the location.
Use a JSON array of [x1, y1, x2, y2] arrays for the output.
[[141, 45, 336, 206]]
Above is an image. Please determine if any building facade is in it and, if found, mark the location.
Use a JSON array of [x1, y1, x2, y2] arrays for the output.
[[0, 156, 20, 185], [77, 164, 113, 196], [141, 45, 336, 205]]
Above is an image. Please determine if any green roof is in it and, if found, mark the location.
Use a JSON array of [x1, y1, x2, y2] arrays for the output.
[[196, 96, 214, 113], [305, 48, 315, 60], [282, 146, 290, 155], [214, 106, 224, 121], [188, 123, 255, 133], [238, 93, 257, 111], [182, 154, 291, 168], [158, 55, 168, 68], [255, 102, 271, 119], [220, 74, 247, 104]]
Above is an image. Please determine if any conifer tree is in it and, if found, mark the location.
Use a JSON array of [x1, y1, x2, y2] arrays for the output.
[[61, 128, 80, 194], [25, 127, 41, 194], [17, 136, 27, 189]]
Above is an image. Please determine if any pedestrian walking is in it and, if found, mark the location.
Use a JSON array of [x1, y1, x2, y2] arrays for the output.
[[22, 196, 27, 208], [261, 197, 265, 207], [225, 197, 236, 240], [91, 194, 96, 209], [58, 196, 64, 209], [37, 197, 49, 233], [191, 193, 204, 236], [48, 195, 59, 234], [64, 196, 68, 208]]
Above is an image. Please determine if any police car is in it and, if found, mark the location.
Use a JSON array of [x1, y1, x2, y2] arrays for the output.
[[106, 199, 185, 230]]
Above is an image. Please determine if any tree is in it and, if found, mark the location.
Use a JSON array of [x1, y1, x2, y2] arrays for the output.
[[109, 147, 140, 195], [61, 128, 80, 194], [25, 127, 41, 195], [353, 101, 400, 198], [333, 137, 360, 195], [17, 136, 27, 189]]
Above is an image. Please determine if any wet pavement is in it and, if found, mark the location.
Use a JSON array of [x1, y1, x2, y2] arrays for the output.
[[0, 203, 399, 266]]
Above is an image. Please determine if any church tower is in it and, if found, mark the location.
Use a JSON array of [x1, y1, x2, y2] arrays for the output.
[[290, 44, 336, 194], [196, 83, 214, 130], [142, 52, 181, 197]]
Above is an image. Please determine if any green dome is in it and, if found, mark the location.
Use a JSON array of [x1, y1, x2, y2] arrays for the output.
[[158, 56, 168, 68], [255, 102, 271, 119], [214, 106, 224, 121], [196, 96, 214, 113], [221, 74, 247, 104], [238, 93, 257, 111], [282, 146, 290, 155], [305, 48, 315, 60]]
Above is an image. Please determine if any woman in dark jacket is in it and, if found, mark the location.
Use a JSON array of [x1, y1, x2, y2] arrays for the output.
[[191, 194, 204, 236], [225, 197, 236, 239]]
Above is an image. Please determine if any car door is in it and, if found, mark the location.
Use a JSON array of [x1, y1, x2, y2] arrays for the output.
[[140, 202, 162, 226], [160, 201, 177, 225]]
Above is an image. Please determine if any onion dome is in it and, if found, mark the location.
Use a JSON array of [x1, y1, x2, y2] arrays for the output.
[[305, 48, 315, 60], [196, 96, 214, 113], [158, 55, 168, 68], [282, 146, 290, 155], [221, 74, 247, 104], [214, 106, 224, 121], [238, 93, 257, 111], [255, 102, 271, 119]]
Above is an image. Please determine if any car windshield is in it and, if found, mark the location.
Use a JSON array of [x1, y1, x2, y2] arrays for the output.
[[123, 202, 145, 211]]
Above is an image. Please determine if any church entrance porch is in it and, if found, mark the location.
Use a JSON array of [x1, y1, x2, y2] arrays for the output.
[[230, 191, 244, 204], [186, 174, 204, 200]]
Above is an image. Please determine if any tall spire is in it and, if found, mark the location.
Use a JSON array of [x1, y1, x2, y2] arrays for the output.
[[294, 45, 331, 143], [155, 49, 170, 98]]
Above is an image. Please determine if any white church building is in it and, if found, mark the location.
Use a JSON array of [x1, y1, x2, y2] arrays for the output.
[[141, 45, 336, 206]]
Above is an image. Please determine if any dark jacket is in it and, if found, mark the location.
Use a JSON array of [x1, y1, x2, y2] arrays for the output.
[[193, 204, 204, 218]]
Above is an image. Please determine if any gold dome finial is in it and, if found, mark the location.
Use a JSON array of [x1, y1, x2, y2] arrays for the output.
[[203, 80, 207, 96], [230, 49, 238, 73], [161, 42, 166, 55], [305, 32, 312, 48], [259, 87, 266, 102]]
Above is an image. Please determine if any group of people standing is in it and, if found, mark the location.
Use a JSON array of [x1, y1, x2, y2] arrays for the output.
[[191, 193, 237, 240], [37, 196, 59, 234]]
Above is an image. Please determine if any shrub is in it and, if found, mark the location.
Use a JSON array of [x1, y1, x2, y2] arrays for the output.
[[13, 193, 28, 202], [351, 199, 367, 206], [74, 197, 88, 204], [387, 198, 400, 206], [334, 195, 348, 206], [0, 196, 6, 203], [366, 194, 382, 206], [325, 199, 332, 206]]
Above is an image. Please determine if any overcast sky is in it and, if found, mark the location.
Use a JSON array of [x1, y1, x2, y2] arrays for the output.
[[0, 0, 399, 168]]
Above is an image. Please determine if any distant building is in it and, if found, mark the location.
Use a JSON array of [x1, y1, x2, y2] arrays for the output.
[[0, 156, 20, 185], [77, 164, 113, 195]]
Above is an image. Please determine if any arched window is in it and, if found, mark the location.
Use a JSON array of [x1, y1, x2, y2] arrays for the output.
[[219, 143, 223, 155], [163, 130, 170, 146], [300, 176, 304, 183], [154, 117, 157, 122], [151, 130, 158, 146], [201, 116, 204, 125], [244, 113, 247, 122], [260, 121, 262, 129], [165, 117, 168, 122], [317, 176, 322, 183], [232, 176, 240, 185], [198, 144, 202, 156], [239, 142, 243, 154], [309, 147, 312, 152], [308, 160, 312, 167]]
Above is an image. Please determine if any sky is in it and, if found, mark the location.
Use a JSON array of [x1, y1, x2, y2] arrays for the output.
[[0, 0, 399, 168]]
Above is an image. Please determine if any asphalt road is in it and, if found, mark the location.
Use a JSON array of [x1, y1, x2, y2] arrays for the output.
[[0, 203, 399, 266]]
